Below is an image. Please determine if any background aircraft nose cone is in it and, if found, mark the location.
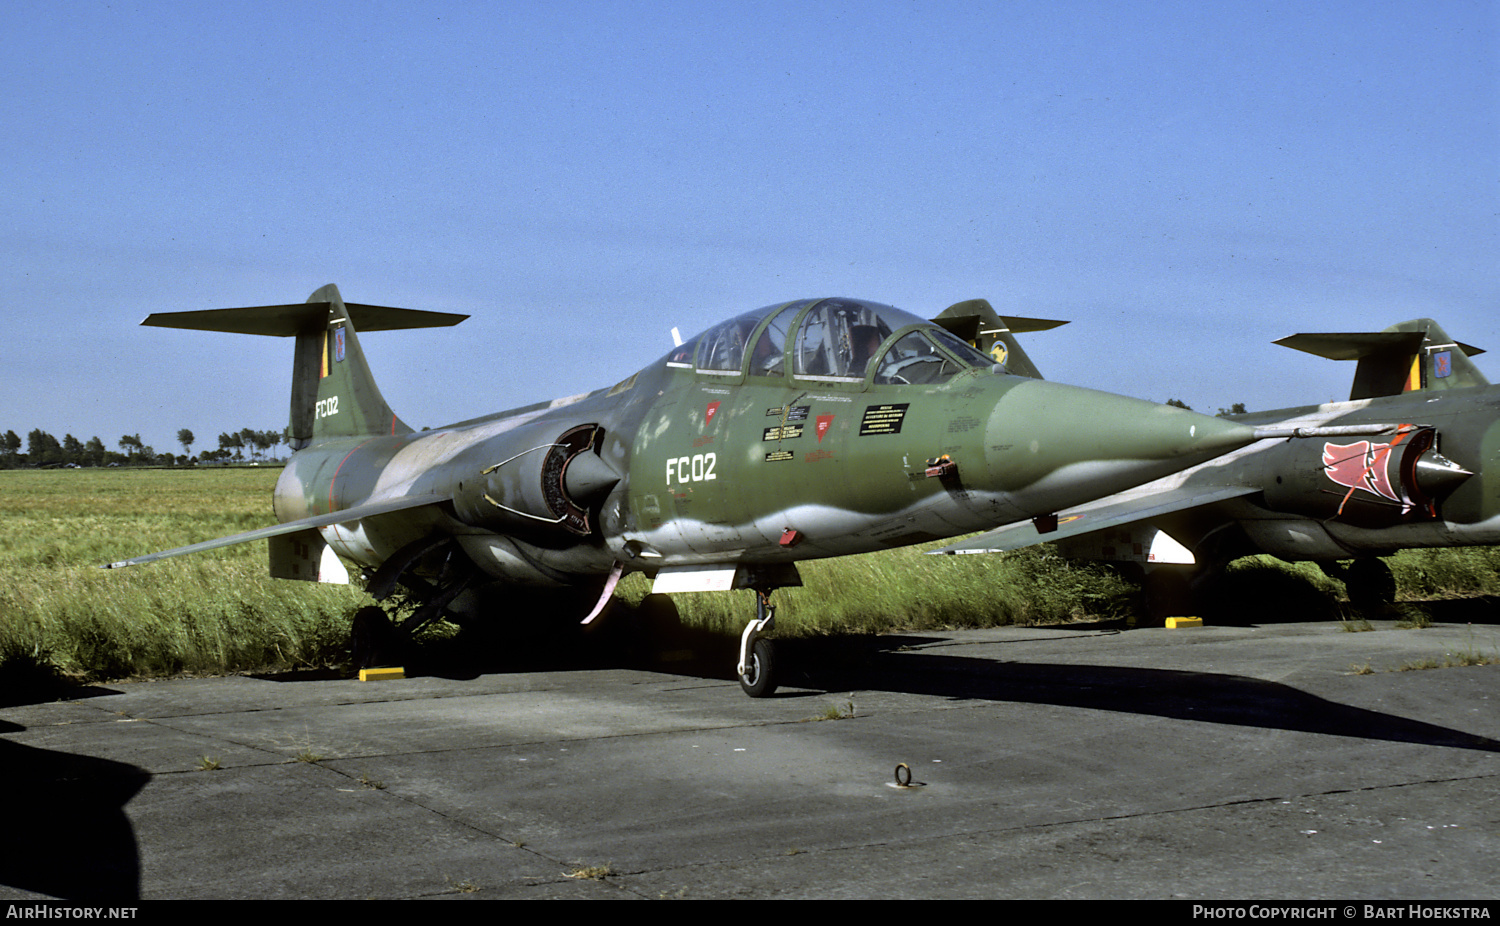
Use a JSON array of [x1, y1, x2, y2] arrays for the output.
[[987, 380, 1257, 511], [1000, 379, 1254, 460]]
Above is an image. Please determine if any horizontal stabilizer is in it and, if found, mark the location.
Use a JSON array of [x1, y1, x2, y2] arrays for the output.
[[142, 303, 468, 337], [1274, 331, 1427, 362], [1274, 319, 1489, 399], [1277, 331, 1485, 362], [102, 494, 449, 569], [931, 298, 1069, 380], [997, 315, 1069, 334], [143, 285, 469, 447], [931, 484, 1260, 555]]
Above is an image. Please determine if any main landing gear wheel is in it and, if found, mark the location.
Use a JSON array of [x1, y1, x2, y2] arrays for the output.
[[350, 606, 395, 670], [1141, 567, 1194, 626], [1346, 558, 1396, 612], [739, 637, 778, 698]]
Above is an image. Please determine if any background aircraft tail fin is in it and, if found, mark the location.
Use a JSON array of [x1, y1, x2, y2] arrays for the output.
[[142, 284, 467, 448], [931, 299, 1068, 380], [924, 300, 1068, 379], [1274, 318, 1489, 400]]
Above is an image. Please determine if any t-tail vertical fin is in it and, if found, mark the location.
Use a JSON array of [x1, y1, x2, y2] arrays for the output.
[[931, 298, 1068, 380], [140, 284, 468, 449], [296, 283, 410, 445], [1274, 318, 1489, 400]]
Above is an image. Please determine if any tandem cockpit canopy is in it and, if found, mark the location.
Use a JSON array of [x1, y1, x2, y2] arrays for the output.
[[667, 298, 996, 385]]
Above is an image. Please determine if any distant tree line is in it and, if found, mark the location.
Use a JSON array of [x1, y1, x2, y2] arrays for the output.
[[1164, 400, 1249, 418], [0, 427, 287, 469]]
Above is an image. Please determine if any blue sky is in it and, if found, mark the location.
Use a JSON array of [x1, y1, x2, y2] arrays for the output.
[[3, 0, 1495, 456]]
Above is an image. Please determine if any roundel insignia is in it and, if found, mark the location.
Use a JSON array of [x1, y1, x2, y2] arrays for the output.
[[990, 342, 1007, 365]]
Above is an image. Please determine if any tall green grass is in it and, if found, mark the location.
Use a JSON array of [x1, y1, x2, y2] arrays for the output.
[[1389, 546, 1500, 598], [1, 469, 365, 684]]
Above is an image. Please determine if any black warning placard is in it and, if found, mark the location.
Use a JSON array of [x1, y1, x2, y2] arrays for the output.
[[859, 403, 910, 436], [763, 424, 804, 441], [766, 404, 810, 420]]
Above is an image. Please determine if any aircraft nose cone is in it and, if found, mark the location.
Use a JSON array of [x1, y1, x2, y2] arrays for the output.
[[986, 380, 1257, 511]]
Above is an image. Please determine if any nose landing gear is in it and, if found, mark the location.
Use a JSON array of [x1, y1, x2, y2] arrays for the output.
[[737, 588, 779, 698]]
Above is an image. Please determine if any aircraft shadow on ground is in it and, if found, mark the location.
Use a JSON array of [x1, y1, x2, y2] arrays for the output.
[[339, 615, 1500, 755], [1192, 576, 1500, 628], [773, 634, 1500, 754], [0, 720, 146, 901]]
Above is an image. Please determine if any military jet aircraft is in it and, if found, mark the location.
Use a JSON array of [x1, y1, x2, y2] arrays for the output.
[[936, 313, 1497, 613], [108, 285, 1361, 694]]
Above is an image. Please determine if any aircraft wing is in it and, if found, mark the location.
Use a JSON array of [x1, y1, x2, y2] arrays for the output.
[[102, 494, 450, 569], [930, 484, 1262, 555]]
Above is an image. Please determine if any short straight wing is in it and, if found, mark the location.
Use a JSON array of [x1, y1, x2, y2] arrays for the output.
[[931, 485, 1261, 555], [102, 494, 449, 569]]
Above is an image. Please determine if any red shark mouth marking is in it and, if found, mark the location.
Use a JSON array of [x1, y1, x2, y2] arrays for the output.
[[1322, 425, 1416, 515]]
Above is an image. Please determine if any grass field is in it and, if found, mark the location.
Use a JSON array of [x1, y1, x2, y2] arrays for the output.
[[2, 468, 1497, 686], [0, 468, 364, 683]]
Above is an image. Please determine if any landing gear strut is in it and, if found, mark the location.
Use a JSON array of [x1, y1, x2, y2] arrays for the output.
[[737, 588, 779, 698], [351, 540, 475, 671]]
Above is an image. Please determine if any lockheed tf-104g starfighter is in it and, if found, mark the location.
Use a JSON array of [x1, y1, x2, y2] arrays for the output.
[[108, 285, 1377, 695]]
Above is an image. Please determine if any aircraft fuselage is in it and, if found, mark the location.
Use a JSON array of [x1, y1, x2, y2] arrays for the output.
[[270, 297, 1258, 592], [1198, 387, 1500, 560], [273, 349, 1254, 590]]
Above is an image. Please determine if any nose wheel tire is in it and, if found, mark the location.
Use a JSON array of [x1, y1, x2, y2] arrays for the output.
[[738, 637, 778, 698]]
